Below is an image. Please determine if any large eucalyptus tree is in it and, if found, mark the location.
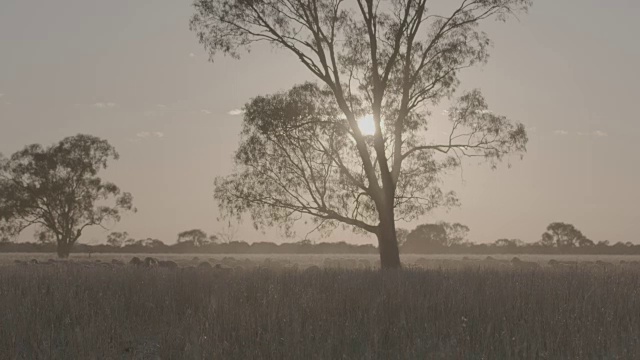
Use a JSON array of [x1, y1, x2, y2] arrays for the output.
[[192, 0, 532, 268], [0, 135, 135, 258]]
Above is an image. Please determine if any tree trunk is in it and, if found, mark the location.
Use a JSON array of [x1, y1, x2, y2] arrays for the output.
[[376, 210, 401, 269], [56, 240, 71, 259]]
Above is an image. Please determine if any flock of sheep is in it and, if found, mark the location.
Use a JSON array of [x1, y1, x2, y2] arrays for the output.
[[8, 255, 640, 273], [10, 256, 311, 273], [411, 256, 640, 271]]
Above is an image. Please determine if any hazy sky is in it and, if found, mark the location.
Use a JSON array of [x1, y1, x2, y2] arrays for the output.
[[1, 0, 639, 245]]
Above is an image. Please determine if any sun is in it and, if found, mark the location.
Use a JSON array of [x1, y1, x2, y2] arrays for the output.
[[357, 114, 376, 136]]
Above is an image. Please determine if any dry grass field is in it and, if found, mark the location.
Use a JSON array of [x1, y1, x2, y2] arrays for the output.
[[1, 254, 640, 359]]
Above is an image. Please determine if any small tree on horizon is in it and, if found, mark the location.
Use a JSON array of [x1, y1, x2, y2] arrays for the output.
[[402, 221, 469, 252], [133, 238, 166, 248], [177, 229, 210, 247], [539, 222, 594, 248], [107, 231, 133, 248], [0, 135, 135, 258]]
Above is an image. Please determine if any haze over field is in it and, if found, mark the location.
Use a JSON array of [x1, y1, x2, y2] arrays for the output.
[[1, 0, 638, 245]]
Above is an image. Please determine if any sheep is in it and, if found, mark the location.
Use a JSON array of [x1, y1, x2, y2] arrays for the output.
[[620, 260, 640, 269], [159, 260, 178, 269], [358, 259, 371, 269], [511, 257, 540, 270], [213, 263, 233, 274], [222, 256, 237, 264], [547, 259, 575, 270], [440, 260, 465, 271], [595, 260, 614, 270], [341, 258, 358, 269], [304, 265, 321, 274], [143, 257, 159, 267], [129, 257, 142, 266], [323, 258, 339, 269], [481, 256, 509, 270], [414, 258, 430, 269]]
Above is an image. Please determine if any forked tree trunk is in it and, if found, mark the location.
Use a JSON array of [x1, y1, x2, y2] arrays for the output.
[[376, 208, 401, 269]]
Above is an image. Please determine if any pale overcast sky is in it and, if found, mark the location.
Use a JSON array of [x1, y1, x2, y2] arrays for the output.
[[1, 0, 638, 245]]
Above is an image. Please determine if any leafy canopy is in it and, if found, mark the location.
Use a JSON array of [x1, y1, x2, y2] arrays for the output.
[[0, 135, 135, 250], [177, 229, 211, 247], [540, 222, 594, 248], [194, 0, 531, 238], [402, 221, 470, 251]]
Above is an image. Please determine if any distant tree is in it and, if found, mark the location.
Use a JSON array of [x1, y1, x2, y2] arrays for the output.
[[177, 229, 210, 247], [404, 223, 448, 251], [494, 238, 524, 247], [194, 0, 532, 268], [441, 222, 471, 246], [107, 231, 132, 248], [539, 232, 555, 247], [134, 238, 166, 248], [540, 222, 593, 248], [578, 237, 595, 247], [0, 135, 135, 258], [403, 221, 470, 252]]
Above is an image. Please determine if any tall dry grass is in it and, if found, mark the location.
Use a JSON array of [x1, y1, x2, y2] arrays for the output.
[[1, 264, 639, 359]]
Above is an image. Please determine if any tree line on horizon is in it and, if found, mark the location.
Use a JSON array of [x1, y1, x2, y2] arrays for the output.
[[2, 219, 635, 256]]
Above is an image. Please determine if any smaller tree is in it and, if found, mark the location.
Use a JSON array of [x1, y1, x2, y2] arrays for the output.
[[106, 231, 132, 248], [540, 222, 592, 249], [402, 222, 469, 252], [404, 223, 448, 252], [0, 135, 135, 258], [441, 223, 471, 247], [134, 238, 166, 248], [177, 229, 210, 247]]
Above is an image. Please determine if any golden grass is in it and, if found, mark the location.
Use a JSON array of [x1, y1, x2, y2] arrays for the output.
[[1, 263, 639, 359]]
